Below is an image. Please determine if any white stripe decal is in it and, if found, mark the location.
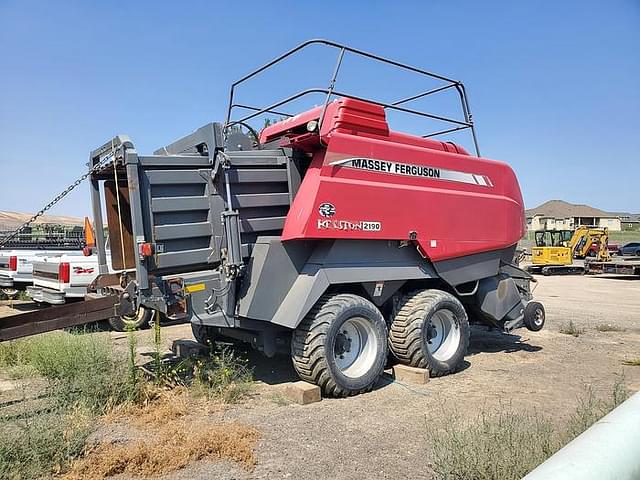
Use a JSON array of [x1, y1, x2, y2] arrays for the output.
[[330, 157, 492, 187]]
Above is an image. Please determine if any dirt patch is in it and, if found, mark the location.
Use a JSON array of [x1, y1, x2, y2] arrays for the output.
[[65, 389, 259, 479], [65, 421, 259, 479]]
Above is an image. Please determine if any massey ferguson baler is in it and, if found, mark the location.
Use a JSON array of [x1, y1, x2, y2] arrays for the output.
[[87, 40, 545, 396]]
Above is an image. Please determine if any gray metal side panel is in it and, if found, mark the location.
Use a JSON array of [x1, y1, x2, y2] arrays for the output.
[[152, 122, 222, 159], [236, 237, 312, 320], [139, 155, 213, 167], [227, 169, 288, 183], [151, 196, 210, 213], [154, 222, 212, 241], [240, 217, 286, 233], [238, 239, 437, 328], [432, 246, 516, 286], [155, 248, 213, 269], [271, 270, 330, 329], [232, 193, 290, 208]]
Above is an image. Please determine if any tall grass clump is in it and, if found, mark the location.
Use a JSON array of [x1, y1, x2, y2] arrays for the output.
[[559, 320, 584, 337], [427, 381, 629, 480], [160, 346, 253, 404], [0, 329, 142, 479], [1, 328, 255, 478], [1, 330, 140, 411]]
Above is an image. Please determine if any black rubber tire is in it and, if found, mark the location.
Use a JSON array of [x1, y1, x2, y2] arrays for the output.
[[291, 293, 388, 397], [524, 301, 545, 332], [389, 289, 470, 377], [108, 306, 153, 332], [191, 323, 217, 346]]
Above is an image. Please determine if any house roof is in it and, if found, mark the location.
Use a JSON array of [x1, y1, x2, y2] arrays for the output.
[[525, 200, 615, 219], [614, 212, 640, 223]]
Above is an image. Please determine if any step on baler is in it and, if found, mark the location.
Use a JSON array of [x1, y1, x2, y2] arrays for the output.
[[85, 40, 545, 397]]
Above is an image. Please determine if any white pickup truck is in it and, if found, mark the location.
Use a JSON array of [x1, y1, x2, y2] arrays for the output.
[[27, 253, 152, 331], [0, 249, 82, 295]]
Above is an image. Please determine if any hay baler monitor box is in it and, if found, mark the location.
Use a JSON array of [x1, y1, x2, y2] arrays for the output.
[[88, 40, 545, 397]]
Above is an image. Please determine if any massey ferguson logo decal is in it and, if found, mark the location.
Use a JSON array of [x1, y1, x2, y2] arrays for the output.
[[73, 267, 95, 274], [330, 157, 493, 187], [318, 202, 336, 217]]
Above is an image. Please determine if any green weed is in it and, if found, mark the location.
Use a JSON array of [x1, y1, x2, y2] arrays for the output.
[[559, 320, 584, 337], [427, 381, 629, 480]]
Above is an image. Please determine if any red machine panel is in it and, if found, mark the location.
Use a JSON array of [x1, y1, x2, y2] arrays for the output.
[[276, 99, 525, 262]]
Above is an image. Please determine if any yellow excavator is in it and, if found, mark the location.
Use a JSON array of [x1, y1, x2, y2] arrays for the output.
[[527, 226, 610, 275]]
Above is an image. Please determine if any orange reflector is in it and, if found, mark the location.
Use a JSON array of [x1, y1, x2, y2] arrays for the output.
[[83, 217, 95, 247]]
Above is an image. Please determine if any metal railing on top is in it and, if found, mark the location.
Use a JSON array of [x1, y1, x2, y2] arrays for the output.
[[225, 39, 480, 156]]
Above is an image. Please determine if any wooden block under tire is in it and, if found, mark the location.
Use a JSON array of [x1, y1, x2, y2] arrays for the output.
[[283, 381, 322, 405], [392, 364, 430, 384], [171, 339, 209, 358]]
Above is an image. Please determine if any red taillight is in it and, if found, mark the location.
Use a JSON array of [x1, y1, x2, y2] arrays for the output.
[[59, 262, 70, 283], [139, 242, 154, 257], [8, 256, 17, 271]]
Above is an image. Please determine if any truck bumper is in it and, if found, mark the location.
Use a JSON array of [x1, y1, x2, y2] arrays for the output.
[[27, 286, 66, 305], [0, 274, 32, 288]]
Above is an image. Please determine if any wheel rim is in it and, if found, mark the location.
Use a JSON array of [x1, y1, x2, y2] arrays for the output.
[[425, 309, 461, 362], [333, 316, 379, 379], [122, 307, 146, 326], [533, 308, 544, 326]]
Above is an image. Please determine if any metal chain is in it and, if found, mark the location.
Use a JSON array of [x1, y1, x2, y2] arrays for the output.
[[0, 154, 115, 248]]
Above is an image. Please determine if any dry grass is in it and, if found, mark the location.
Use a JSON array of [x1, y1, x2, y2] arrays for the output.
[[66, 387, 258, 479], [104, 386, 223, 428], [559, 320, 585, 337], [426, 380, 628, 480], [595, 323, 626, 332], [64, 421, 259, 479], [0, 332, 255, 479], [622, 358, 640, 366]]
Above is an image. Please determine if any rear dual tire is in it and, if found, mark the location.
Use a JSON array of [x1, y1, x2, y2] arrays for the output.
[[292, 294, 388, 397], [389, 289, 470, 377]]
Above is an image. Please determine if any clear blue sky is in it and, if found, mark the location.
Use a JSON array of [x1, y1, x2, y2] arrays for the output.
[[1, 0, 638, 217]]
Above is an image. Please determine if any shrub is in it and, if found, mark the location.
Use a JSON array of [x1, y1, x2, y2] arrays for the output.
[[4, 330, 141, 412], [427, 381, 629, 480], [0, 330, 141, 478], [559, 320, 584, 337], [166, 347, 254, 403], [0, 409, 92, 480], [595, 323, 625, 332]]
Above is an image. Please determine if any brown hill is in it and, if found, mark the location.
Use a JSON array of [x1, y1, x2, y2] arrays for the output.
[[0, 211, 84, 229]]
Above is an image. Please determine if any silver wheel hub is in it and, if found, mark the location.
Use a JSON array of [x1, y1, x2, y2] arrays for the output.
[[425, 309, 461, 362], [333, 317, 378, 378], [533, 309, 544, 326]]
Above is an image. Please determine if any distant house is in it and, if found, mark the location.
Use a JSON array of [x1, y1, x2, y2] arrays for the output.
[[525, 200, 622, 231], [614, 213, 640, 231]]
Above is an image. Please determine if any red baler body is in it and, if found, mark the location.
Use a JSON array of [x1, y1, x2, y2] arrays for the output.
[[261, 98, 525, 262]]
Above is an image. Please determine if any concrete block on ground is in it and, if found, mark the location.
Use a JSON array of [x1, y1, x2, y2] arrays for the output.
[[0, 380, 16, 393], [283, 381, 322, 405], [171, 339, 209, 358], [392, 364, 429, 385]]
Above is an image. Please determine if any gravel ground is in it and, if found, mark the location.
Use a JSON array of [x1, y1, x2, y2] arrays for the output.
[[2, 273, 639, 479], [112, 273, 640, 480]]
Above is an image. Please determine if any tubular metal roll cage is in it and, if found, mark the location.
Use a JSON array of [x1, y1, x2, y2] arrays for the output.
[[225, 39, 481, 156]]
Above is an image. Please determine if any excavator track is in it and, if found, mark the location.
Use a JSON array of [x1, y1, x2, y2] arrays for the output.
[[526, 265, 585, 276], [0, 294, 117, 342]]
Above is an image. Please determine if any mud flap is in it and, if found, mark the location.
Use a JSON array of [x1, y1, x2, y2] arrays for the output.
[[473, 274, 525, 330]]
